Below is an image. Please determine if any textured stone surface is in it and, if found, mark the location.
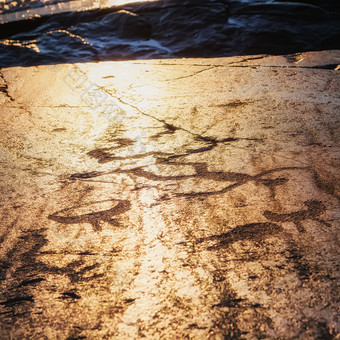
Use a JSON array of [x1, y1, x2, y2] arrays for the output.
[[0, 51, 339, 339]]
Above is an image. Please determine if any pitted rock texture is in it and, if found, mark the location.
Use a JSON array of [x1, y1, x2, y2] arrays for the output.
[[0, 50, 339, 339]]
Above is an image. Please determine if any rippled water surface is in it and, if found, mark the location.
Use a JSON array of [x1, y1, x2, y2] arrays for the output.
[[0, 0, 339, 67]]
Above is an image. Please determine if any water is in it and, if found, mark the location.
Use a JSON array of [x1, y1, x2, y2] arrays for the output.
[[0, 0, 339, 67]]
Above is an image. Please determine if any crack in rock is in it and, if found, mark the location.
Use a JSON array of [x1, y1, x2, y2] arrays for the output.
[[0, 71, 14, 101]]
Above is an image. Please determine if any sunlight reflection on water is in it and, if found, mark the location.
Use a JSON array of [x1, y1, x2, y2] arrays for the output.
[[0, 0, 156, 23]]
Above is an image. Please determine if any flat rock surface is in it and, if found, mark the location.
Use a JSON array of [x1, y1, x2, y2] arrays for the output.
[[0, 51, 340, 339]]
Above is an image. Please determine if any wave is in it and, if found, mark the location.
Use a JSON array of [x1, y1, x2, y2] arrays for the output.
[[0, 0, 339, 67]]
